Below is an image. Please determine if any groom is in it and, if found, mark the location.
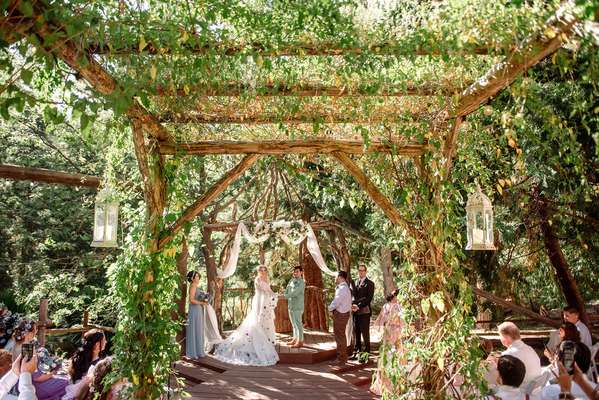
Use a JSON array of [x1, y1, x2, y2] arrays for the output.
[[284, 265, 305, 348]]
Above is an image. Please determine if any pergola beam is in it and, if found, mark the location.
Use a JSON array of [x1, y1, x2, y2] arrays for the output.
[[0, 164, 99, 188], [159, 113, 425, 125], [3, 6, 173, 144], [89, 41, 492, 57], [455, 4, 578, 118], [158, 154, 261, 250], [158, 139, 424, 156], [156, 82, 464, 97], [330, 152, 413, 233]]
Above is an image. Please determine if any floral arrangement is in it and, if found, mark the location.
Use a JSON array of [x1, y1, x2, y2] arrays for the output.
[[36, 347, 62, 373]]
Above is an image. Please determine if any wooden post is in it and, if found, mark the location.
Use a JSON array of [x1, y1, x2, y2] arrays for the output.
[[380, 246, 397, 295], [37, 298, 48, 347], [175, 237, 189, 353]]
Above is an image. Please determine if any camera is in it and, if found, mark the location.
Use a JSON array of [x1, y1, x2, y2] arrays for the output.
[[21, 342, 36, 362], [559, 340, 577, 375]]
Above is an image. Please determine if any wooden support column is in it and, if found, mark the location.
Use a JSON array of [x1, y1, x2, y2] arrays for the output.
[[158, 154, 261, 250], [202, 226, 224, 332], [538, 194, 589, 325], [380, 246, 396, 295], [174, 237, 189, 352], [37, 298, 49, 347], [471, 286, 560, 329]]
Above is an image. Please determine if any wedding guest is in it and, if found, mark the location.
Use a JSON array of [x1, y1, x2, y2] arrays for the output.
[[284, 266, 305, 348], [62, 329, 106, 400], [5, 319, 37, 360], [563, 306, 592, 350], [498, 322, 543, 387], [0, 349, 11, 377], [555, 361, 599, 400], [350, 264, 375, 361], [328, 271, 352, 367], [9, 319, 68, 400], [76, 357, 126, 400], [370, 289, 402, 396], [0, 354, 39, 400], [186, 271, 208, 359], [540, 341, 596, 399], [544, 322, 580, 362], [484, 355, 529, 400]]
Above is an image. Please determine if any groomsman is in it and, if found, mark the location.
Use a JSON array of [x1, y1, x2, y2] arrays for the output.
[[350, 264, 375, 361], [328, 271, 352, 366], [284, 266, 305, 348]]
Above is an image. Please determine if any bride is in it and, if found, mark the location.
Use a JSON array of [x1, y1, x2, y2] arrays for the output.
[[214, 265, 279, 366]]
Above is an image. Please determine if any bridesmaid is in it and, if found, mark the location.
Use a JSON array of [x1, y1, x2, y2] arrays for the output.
[[186, 271, 208, 359]]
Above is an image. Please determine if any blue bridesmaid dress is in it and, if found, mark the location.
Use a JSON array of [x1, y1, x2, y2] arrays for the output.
[[186, 290, 206, 358]]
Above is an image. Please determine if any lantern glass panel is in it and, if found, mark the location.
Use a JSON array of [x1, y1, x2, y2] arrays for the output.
[[93, 205, 105, 242], [106, 204, 118, 241]]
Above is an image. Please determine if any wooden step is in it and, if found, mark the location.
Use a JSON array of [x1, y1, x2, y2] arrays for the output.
[[181, 356, 228, 373], [330, 360, 374, 374]]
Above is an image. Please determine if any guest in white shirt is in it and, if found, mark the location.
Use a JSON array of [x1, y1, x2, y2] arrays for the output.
[[0, 354, 38, 400], [328, 271, 352, 366], [540, 341, 597, 399], [498, 322, 543, 387], [563, 306, 593, 351], [485, 355, 535, 400]]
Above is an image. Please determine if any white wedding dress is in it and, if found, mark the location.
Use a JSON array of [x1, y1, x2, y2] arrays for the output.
[[213, 277, 279, 366]]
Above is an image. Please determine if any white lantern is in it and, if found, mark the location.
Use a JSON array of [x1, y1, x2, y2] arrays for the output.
[[91, 187, 119, 248], [465, 184, 496, 251]]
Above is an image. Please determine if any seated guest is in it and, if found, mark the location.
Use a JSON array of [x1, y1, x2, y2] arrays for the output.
[[77, 357, 126, 400], [544, 322, 580, 362], [540, 341, 596, 399], [484, 355, 530, 400], [62, 329, 106, 400], [1, 354, 39, 400], [562, 306, 592, 351], [5, 319, 37, 360], [498, 322, 543, 386], [11, 320, 68, 400], [0, 349, 11, 377]]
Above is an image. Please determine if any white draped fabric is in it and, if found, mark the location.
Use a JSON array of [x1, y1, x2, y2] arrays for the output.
[[217, 221, 337, 278], [203, 304, 223, 351]]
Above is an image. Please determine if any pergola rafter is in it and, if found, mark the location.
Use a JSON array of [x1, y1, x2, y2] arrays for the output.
[[88, 40, 494, 57], [155, 82, 466, 98], [158, 139, 424, 156]]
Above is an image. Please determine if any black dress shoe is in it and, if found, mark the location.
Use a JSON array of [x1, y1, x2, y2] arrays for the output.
[[348, 353, 358, 360]]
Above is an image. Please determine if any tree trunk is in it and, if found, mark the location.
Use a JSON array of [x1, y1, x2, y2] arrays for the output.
[[202, 227, 224, 332], [380, 246, 396, 295], [175, 237, 188, 353], [300, 237, 328, 331], [538, 194, 589, 325]]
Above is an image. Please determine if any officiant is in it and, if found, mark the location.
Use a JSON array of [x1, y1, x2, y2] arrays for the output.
[[350, 264, 375, 361], [284, 266, 305, 348]]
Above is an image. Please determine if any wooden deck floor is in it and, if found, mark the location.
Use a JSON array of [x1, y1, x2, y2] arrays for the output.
[[174, 355, 378, 399]]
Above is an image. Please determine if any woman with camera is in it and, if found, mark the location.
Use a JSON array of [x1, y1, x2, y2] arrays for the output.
[[61, 329, 106, 400], [8, 319, 68, 400]]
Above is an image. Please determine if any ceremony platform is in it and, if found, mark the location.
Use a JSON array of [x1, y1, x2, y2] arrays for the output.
[[175, 355, 377, 400]]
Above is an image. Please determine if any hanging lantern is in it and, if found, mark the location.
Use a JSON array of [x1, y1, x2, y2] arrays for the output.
[[465, 184, 496, 251], [91, 187, 119, 248]]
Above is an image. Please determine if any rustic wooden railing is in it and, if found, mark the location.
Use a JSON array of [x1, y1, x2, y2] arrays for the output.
[[35, 299, 115, 347]]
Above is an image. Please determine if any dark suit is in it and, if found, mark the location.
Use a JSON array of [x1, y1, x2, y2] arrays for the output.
[[350, 277, 375, 353]]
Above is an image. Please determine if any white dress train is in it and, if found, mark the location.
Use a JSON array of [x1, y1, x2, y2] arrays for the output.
[[214, 277, 279, 366]]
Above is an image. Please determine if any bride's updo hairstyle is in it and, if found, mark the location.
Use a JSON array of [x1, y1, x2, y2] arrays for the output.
[[186, 271, 199, 283]]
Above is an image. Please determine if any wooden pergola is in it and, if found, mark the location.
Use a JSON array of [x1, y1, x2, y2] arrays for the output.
[[1, 0, 583, 311], [1, 1, 588, 396]]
